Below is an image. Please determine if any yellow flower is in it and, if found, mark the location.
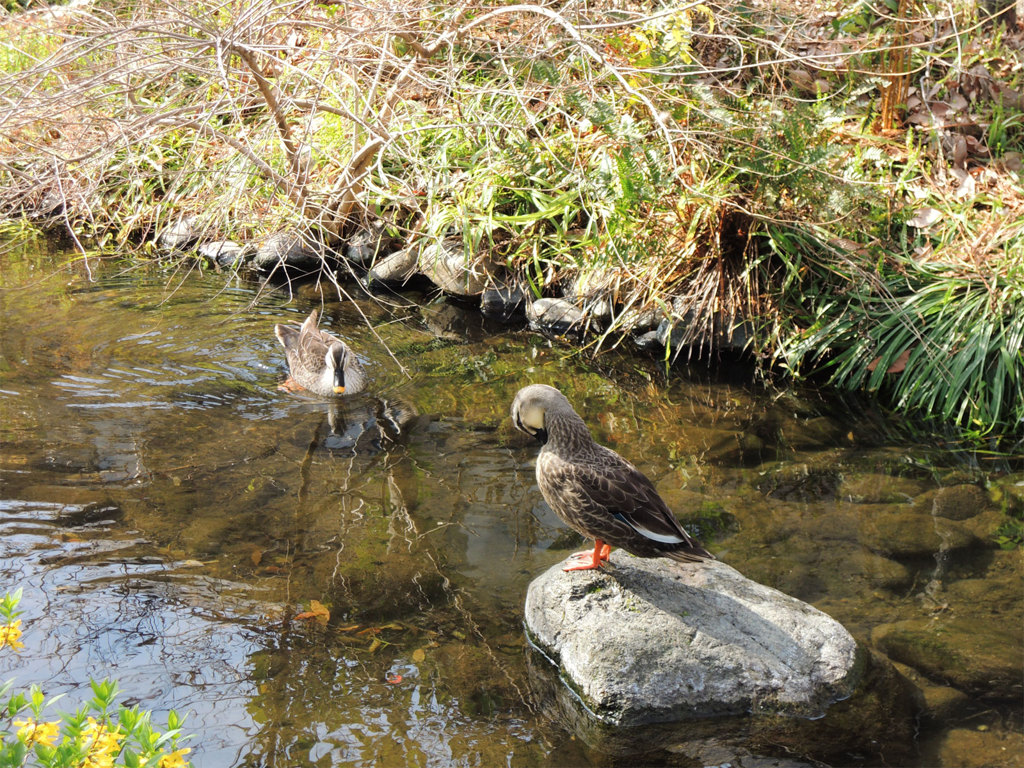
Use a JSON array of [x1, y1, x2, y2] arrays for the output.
[[79, 717, 125, 767], [157, 747, 192, 768], [0, 619, 25, 650], [13, 717, 61, 747], [81, 753, 116, 768]]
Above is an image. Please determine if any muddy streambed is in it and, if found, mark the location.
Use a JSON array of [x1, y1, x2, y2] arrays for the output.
[[0, 244, 1021, 767]]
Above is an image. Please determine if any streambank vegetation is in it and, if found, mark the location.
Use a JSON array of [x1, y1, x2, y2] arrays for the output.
[[0, 0, 1022, 445]]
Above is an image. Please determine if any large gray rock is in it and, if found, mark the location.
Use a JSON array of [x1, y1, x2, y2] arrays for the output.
[[525, 551, 859, 726]]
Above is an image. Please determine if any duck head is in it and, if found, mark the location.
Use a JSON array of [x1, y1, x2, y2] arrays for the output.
[[325, 343, 349, 394], [511, 384, 566, 445]]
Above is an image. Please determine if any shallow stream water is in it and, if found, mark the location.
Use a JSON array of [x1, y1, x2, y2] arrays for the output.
[[0, 241, 1021, 767]]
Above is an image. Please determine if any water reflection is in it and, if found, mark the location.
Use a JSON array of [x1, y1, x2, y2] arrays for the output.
[[0, 245, 1020, 767]]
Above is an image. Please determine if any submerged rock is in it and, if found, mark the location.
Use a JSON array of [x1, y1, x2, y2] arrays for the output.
[[525, 551, 860, 726], [859, 506, 982, 558], [872, 615, 1022, 700], [837, 473, 925, 504], [936, 727, 1024, 768], [890, 660, 970, 723], [527, 641, 917, 766], [914, 483, 991, 520]]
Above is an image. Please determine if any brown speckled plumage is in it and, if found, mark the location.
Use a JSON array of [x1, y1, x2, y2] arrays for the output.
[[274, 309, 366, 398], [511, 384, 713, 566]]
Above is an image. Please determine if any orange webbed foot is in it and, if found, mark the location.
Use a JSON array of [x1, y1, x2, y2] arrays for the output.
[[562, 541, 611, 571], [278, 376, 305, 394]]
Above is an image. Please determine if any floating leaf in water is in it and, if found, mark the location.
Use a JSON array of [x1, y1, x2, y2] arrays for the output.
[[412, 648, 426, 663], [250, 548, 262, 567], [294, 600, 330, 626], [368, 638, 382, 653]]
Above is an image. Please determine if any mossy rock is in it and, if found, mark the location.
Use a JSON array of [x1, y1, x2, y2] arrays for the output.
[[871, 617, 1022, 700]]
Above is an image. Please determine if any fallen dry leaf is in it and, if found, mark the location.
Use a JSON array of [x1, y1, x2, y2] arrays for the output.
[[294, 599, 330, 626], [868, 348, 912, 374], [906, 207, 942, 228]]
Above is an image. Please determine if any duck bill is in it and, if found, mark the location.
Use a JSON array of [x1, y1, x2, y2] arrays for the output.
[[333, 385, 346, 394], [333, 369, 345, 394]]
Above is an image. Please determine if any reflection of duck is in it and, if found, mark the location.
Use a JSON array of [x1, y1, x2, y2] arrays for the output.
[[511, 384, 714, 571], [323, 394, 419, 454], [275, 309, 367, 397]]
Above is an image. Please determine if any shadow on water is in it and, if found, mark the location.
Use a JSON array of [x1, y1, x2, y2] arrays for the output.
[[0, 243, 1020, 767]]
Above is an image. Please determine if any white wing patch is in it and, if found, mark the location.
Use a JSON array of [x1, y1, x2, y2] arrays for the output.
[[613, 513, 687, 544]]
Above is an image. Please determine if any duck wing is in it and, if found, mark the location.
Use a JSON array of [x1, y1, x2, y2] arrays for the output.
[[538, 447, 712, 561]]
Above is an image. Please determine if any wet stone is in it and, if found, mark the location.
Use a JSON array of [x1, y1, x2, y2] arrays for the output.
[[198, 240, 248, 269], [480, 283, 526, 322], [345, 222, 392, 266], [617, 305, 662, 334], [633, 329, 662, 351]]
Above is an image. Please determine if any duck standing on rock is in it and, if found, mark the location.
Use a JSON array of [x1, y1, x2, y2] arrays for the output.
[[511, 384, 714, 571], [275, 309, 367, 398]]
